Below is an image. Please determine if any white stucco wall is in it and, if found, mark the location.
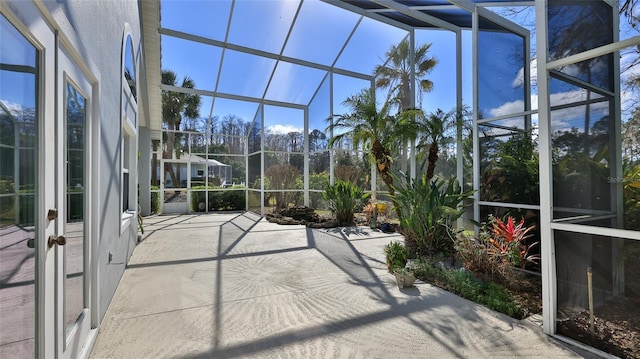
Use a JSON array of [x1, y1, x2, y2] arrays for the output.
[[41, 0, 144, 322]]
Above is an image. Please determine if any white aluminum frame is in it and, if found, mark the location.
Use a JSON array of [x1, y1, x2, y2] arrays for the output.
[[536, 1, 640, 344]]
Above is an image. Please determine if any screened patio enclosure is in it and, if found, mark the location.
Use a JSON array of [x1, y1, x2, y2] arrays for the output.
[[136, 0, 640, 355], [145, 1, 534, 216]]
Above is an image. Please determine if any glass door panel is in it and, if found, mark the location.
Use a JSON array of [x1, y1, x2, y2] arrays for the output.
[[57, 46, 92, 359], [63, 81, 86, 339], [0, 14, 38, 358]]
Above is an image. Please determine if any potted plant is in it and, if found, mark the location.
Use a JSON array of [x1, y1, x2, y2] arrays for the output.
[[384, 241, 407, 271], [384, 241, 416, 288], [394, 267, 416, 288]]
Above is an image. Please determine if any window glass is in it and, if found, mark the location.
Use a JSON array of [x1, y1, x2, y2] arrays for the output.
[[547, 0, 613, 60], [121, 32, 137, 215], [547, 1, 614, 91], [477, 18, 526, 119], [555, 232, 639, 356], [479, 120, 539, 205], [415, 29, 456, 113], [550, 76, 616, 225], [64, 81, 86, 337], [124, 35, 136, 101], [0, 14, 38, 358]]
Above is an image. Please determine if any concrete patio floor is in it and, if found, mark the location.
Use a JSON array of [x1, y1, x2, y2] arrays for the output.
[[89, 212, 594, 359]]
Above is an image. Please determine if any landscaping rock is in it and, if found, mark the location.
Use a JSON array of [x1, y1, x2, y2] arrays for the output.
[[265, 207, 340, 228]]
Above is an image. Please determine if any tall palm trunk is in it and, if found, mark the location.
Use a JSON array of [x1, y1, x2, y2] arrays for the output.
[[164, 122, 181, 188], [372, 138, 404, 219], [426, 141, 439, 180], [371, 139, 393, 193]]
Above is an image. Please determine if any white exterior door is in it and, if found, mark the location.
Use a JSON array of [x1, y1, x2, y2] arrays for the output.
[[54, 46, 93, 359], [1, 4, 94, 358]]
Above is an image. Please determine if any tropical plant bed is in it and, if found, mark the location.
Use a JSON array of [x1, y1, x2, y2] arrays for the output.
[[265, 207, 339, 228], [413, 259, 542, 319], [417, 260, 639, 358]]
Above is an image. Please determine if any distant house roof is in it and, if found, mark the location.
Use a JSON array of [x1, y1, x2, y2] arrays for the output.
[[184, 153, 230, 167]]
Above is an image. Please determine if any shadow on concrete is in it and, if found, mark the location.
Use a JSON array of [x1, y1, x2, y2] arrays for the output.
[[107, 212, 565, 359], [175, 214, 525, 358]]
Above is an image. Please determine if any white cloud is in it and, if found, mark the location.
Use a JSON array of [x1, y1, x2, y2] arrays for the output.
[[267, 124, 302, 134], [512, 58, 538, 88], [548, 90, 610, 133], [488, 100, 526, 118], [484, 87, 611, 134]]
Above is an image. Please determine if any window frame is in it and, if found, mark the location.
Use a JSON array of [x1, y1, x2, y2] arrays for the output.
[[120, 28, 138, 233]]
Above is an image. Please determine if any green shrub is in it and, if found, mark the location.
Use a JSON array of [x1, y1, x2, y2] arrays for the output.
[[0, 179, 14, 195], [393, 174, 474, 257], [309, 173, 330, 208], [221, 190, 245, 210], [0, 192, 14, 215], [191, 187, 246, 212], [411, 257, 526, 319], [384, 241, 408, 272], [623, 161, 640, 230], [322, 180, 368, 224], [151, 186, 160, 214]]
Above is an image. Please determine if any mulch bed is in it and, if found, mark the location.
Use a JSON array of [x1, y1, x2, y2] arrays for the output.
[[557, 295, 640, 358]]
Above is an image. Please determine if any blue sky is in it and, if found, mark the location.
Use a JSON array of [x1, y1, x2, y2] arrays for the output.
[[160, 0, 449, 135], [1, 1, 637, 132], [163, 1, 640, 137], [0, 15, 37, 109]]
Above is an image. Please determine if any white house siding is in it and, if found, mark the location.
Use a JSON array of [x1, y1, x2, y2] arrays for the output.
[[39, 0, 144, 322]]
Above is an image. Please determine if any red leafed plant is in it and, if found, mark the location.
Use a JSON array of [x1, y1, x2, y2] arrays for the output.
[[487, 216, 539, 268]]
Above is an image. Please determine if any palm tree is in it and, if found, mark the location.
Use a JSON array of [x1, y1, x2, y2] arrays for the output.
[[327, 88, 418, 197], [161, 69, 201, 187], [374, 38, 437, 171], [374, 38, 437, 111], [411, 107, 468, 180]]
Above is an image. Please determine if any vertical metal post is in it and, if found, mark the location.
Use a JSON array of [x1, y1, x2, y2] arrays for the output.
[[535, 0, 557, 335], [409, 30, 417, 180], [455, 28, 464, 229], [304, 107, 309, 207], [260, 103, 265, 215], [329, 72, 335, 186], [138, 127, 151, 216], [472, 9, 480, 229]]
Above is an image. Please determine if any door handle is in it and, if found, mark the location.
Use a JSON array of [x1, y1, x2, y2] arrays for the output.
[[27, 238, 35, 248], [48, 235, 67, 248], [47, 208, 58, 221]]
